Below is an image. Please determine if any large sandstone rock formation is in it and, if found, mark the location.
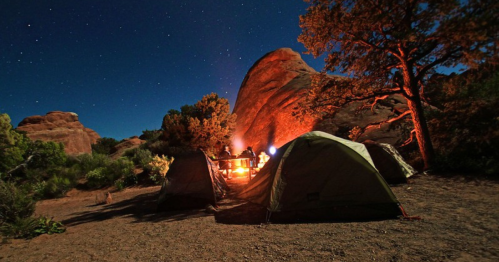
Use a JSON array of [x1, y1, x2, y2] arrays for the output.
[[233, 48, 409, 154], [232, 48, 318, 154], [16, 111, 100, 155]]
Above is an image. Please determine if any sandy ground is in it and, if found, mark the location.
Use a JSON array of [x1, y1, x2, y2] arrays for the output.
[[1, 173, 498, 262]]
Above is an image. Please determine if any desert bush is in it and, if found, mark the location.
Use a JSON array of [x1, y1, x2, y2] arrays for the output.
[[0, 181, 36, 225], [85, 167, 108, 189], [92, 137, 120, 155], [85, 158, 135, 189], [27, 140, 67, 170], [107, 158, 135, 183], [124, 148, 153, 170], [0, 216, 38, 239], [77, 153, 112, 174], [148, 155, 174, 184], [1, 216, 66, 239]]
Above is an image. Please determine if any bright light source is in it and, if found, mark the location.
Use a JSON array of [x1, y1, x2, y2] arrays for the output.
[[269, 146, 276, 155]]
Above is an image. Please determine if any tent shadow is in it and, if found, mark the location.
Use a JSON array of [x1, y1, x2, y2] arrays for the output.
[[62, 191, 212, 226], [214, 201, 267, 225]]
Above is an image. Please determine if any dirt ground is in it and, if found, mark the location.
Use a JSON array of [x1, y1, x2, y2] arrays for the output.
[[1, 173, 498, 262]]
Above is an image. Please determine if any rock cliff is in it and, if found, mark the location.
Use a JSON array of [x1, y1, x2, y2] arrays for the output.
[[16, 111, 100, 155], [233, 48, 410, 154], [232, 48, 318, 154]]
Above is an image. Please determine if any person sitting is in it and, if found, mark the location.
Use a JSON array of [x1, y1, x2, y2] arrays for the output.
[[218, 145, 232, 180], [240, 146, 256, 179]]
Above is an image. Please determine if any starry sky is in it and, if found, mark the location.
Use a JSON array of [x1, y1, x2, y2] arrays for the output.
[[1, 0, 325, 140]]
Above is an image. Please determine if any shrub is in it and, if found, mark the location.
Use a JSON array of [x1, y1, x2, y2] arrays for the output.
[[0, 181, 36, 225], [85, 167, 108, 189], [77, 153, 111, 174], [0, 216, 38, 239], [148, 155, 174, 184], [92, 137, 120, 155], [107, 158, 135, 183], [125, 148, 153, 170], [33, 216, 65, 235]]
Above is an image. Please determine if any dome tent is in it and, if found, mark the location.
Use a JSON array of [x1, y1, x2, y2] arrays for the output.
[[157, 150, 228, 211], [238, 131, 403, 221], [363, 140, 417, 184]]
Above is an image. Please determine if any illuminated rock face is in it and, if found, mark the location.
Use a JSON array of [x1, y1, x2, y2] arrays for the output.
[[16, 111, 100, 155], [233, 48, 318, 154], [234, 48, 410, 154]]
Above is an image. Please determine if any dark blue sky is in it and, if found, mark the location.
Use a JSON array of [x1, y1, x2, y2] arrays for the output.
[[1, 0, 325, 140]]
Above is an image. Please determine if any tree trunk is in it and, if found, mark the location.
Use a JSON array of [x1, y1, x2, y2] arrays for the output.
[[406, 95, 435, 170]]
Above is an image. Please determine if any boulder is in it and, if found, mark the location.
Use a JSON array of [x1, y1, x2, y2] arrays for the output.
[[16, 111, 100, 155], [233, 48, 410, 154], [232, 48, 318, 154]]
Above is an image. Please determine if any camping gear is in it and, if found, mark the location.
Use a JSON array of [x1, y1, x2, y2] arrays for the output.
[[157, 150, 228, 211], [238, 131, 403, 221], [363, 140, 417, 184]]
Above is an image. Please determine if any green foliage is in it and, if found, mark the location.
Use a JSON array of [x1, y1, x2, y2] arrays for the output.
[[36, 174, 73, 199], [92, 137, 120, 155], [0, 113, 30, 176], [27, 140, 67, 170], [124, 148, 153, 169], [85, 167, 108, 189], [33, 216, 65, 235], [77, 153, 111, 174], [1, 216, 65, 239], [0, 181, 36, 225], [85, 157, 135, 189], [0, 216, 38, 239]]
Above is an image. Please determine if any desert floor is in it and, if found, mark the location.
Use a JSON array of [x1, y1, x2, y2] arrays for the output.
[[1, 173, 498, 262]]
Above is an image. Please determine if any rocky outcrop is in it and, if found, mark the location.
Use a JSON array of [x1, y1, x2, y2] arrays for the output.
[[16, 111, 100, 155], [233, 48, 410, 154], [232, 48, 318, 154], [110, 136, 146, 160]]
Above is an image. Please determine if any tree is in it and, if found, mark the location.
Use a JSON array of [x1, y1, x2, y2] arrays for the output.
[[188, 93, 236, 155], [0, 113, 30, 176], [161, 93, 236, 156], [91, 137, 120, 155], [298, 0, 498, 169]]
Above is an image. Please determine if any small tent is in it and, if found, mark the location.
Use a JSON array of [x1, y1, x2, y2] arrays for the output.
[[238, 131, 402, 221], [363, 140, 417, 184], [157, 150, 228, 211]]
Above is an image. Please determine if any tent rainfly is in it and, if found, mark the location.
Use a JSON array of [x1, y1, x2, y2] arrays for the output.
[[363, 140, 417, 184], [157, 150, 228, 211], [238, 131, 403, 221]]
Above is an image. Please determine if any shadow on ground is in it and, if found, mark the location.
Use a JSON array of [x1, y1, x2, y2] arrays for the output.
[[62, 177, 263, 226]]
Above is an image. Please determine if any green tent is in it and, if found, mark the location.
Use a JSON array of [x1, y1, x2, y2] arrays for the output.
[[363, 140, 417, 184], [238, 131, 402, 221], [157, 150, 228, 211]]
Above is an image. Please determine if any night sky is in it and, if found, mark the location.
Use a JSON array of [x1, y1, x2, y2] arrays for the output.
[[1, 0, 325, 140]]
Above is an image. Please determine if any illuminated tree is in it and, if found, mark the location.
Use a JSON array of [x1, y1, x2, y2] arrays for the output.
[[188, 93, 236, 156], [298, 0, 498, 169], [161, 93, 236, 156]]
